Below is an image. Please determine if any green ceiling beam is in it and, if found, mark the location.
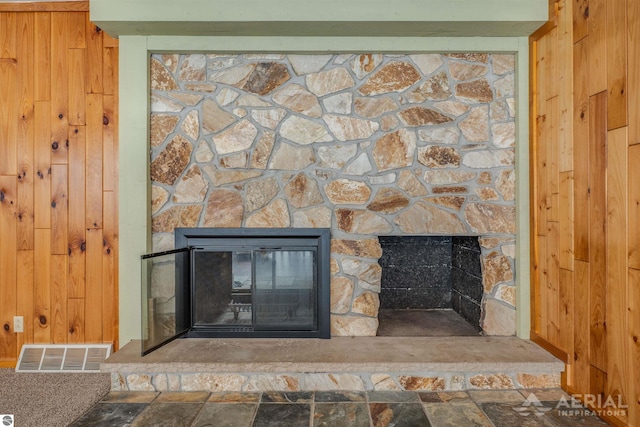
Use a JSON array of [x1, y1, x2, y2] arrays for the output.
[[91, 0, 548, 38]]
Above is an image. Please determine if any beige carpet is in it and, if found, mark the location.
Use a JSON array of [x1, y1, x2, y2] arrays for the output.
[[0, 368, 110, 427]]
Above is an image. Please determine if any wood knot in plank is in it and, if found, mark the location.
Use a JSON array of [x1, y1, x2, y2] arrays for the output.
[[103, 115, 109, 126], [0, 191, 4, 202], [3, 324, 9, 332], [39, 315, 47, 325], [52, 141, 59, 150]]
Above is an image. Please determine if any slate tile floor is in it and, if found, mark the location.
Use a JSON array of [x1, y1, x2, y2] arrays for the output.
[[70, 389, 609, 427]]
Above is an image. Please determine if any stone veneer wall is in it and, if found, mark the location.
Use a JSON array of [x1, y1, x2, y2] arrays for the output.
[[149, 53, 518, 336]]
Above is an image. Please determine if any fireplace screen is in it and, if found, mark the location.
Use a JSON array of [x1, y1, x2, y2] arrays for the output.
[[192, 248, 317, 331], [141, 228, 330, 355]]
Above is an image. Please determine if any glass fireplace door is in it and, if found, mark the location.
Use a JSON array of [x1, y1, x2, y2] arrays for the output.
[[191, 246, 317, 333], [253, 249, 316, 331], [140, 247, 190, 356]]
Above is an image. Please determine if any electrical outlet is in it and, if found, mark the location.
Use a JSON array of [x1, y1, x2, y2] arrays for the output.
[[13, 316, 23, 333]]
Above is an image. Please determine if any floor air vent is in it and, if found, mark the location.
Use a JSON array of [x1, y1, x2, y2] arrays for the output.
[[16, 344, 112, 373]]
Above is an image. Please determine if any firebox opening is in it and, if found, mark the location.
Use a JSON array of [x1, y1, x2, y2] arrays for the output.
[[376, 236, 483, 337]]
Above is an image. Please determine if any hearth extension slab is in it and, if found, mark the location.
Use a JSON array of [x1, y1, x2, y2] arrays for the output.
[[102, 337, 564, 392]]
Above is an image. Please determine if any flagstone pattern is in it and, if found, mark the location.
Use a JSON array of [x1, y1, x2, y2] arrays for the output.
[[150, 54, 517, 336], [70, 389, 609, 426]]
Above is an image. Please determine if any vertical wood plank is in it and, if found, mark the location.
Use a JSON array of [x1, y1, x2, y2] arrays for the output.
[[102, 29, 117, 48], [0, 176, 17, 360], [547, 222, 561, 345], [0, 56, 18, 175], [50, 164, 68, 255], [16, 13, 35, 250], [103, 47, 117, 96], [536, 101, 548, 235], [86, 94, 103, 229], [50, 12, 68, 165], [573, 260, 591, 393], [606, 126, 629, 412], [86, 19, 103, 94], [537, 235, 548, 339], [589, 91, 607, 372], [590, 365, 608, 403], [103, 191, 117, 346], [530, 36, 541, 338], [85, 228, 103, 342], [66, 12, 85, 49], [68, 48, 86, 126], [33, 228, 51, 343], [547, 193, 559, 224], [630, 0, 640, 145], [34, 101, 51, 229], [574, 37, 590, 262], [546, 27, 558, 100], [536, 36, 547, 108], [16, 250, 34, 352], [630, 145, 640, 269], [606, 0, 627, 130], [33, 12, 50, 102], [68, 125, 85, 299], [546, 96, 559, 198], [103, 95, 116, 192], [588, 0, 607, 96], [50, 254, 67, 344], [543, 26, 558, 100], [0, 12, 16, 58], [628, 268, 640, 426], [67, 298, 84, 343], [559, 171, 574, 270], [559, 268, 574, 353], [573, 0, 589, 42], [557, 0, 573, 172], [559, 171, 574, 271]]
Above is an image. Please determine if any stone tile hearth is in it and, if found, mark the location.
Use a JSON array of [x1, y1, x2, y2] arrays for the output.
[[149, 53, 517, 337], [102, 337, 563, 393]]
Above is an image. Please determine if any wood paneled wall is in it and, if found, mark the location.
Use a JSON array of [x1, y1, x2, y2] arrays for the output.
[[0, 3, 118, 365], [531, 0, 639, 425]]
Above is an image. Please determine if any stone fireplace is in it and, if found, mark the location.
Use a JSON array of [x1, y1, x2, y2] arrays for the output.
[[148, 53, 518, 337]]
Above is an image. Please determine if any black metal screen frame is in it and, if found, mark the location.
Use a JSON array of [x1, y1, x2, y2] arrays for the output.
[[175, 228, 331, 339]]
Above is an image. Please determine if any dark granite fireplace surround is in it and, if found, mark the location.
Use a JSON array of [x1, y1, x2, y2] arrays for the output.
[[379, 236, 483, 331]]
